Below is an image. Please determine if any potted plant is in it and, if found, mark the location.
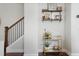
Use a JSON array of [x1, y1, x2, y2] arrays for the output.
[[43, 31, 52, 40], [45, 42, 49, 47]]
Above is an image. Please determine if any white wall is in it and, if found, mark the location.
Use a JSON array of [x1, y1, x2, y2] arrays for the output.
[[0, 3, 24, 54], [71, 3, 79, 55], [0, 3, 24, 41], [64, 3, 71, 55], [0, 41, 4, 56], [65, 3, 79, 56], [24, 3, 39, 56], [24, 3, 65, 55], [7, 35, 24, 52]]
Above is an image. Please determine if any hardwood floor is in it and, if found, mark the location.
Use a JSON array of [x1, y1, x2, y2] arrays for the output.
[[6, 52, 24, 56]]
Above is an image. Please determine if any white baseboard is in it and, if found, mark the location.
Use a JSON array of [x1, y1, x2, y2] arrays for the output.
[[71, 53, 79, 56]]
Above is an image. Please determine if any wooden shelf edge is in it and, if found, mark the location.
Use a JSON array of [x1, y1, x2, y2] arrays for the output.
[[42, 9, 62, 12], [42, 19, 62, 22]]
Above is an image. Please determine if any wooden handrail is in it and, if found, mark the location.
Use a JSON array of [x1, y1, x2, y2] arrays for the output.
[[9, 17, 24, 29], [4, 27, 9, 56]]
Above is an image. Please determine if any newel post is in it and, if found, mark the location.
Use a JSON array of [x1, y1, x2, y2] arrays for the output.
[[4, 26, 8, 56]]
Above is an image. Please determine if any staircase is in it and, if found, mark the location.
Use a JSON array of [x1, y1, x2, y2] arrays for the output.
[[4, 17, 24, 56]]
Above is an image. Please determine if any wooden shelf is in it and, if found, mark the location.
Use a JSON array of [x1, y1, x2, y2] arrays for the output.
[[42, 9, 62, 12], [42, 9, 62, 22], [43, 48, 67, 53], [42, 19, 61, 21], [50, 39, 62, 41]]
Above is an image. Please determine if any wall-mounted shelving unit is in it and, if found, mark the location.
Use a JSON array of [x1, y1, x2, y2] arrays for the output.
[[42, 9, 62, 22], [41, 4, 67, 56]]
